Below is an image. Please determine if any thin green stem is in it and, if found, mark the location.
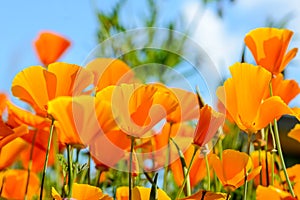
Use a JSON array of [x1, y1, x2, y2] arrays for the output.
[[204, 151, 210, 191], [129, 136, 135, 200], [269, 124, 277, 186], [25, 130, 37, 200], [269, 78, 295, 196], [243, 173, 248, 200], [264, 127, 270, 186], [175, 146, 199, 199], [273, 119, 295, 196], [39, 118, 55, 200], [67, 144, 73, 197]]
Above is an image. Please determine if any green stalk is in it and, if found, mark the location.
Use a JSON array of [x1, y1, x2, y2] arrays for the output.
[[40, 118, 55, 200], [204, 149, 210, 191], [129, 136, 135, 200], [243, 173, 248, 200], [67, 144, 74, 197], [269, 79, 295, 196], [269, 124, 277, 186], [175, 146, 199, 199]]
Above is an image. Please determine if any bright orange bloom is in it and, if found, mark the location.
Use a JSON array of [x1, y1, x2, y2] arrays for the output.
[[211, 149, 261, 191], [116, 186, 171, 200], [47, 95, 116, 146], [256, 185, 296, 200], [11, 62, 93, 117], [96, 83, 178, 138], [179, 189, 228, 200], [193, 104, 224, 147], [216, 62, 292, 134], [0, 169, 40, 199], [0, 93, 7, 115], [245, 27, 298, 75], [86, 58, 135, 92], [34, 31, 71, 66], [170, 145, 210, 188], [288, 124, 300, 143], [251, 150, 278, 186], [0, 122, 28, 149], [265, 73, 300, 104], [52, 183, 113, 200], [280, 164, 300, 183], [0, 138, 27, 169]]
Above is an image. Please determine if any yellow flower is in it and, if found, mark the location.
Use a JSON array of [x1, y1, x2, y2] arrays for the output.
[[52, 183, 113, 200], [245, 27, 298, 75], [217, 62, 292, 133]]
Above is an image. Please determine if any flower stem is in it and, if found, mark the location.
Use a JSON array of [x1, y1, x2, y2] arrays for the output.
[[39, 118, 55, 200], [273, 119, 295, 196], [175, 145, 199, 199], [67, 144, 73, 197], [243, 173, 248, 200], [129, 136, 135, 200], [204, 148, 210, 191], [163, 123, 173, 191]]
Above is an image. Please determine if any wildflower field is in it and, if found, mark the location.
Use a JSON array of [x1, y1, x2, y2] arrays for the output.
[[1, 1, 300, 200]]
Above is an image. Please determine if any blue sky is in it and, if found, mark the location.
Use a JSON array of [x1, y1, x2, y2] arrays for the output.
[[0, 0, 299, 106]]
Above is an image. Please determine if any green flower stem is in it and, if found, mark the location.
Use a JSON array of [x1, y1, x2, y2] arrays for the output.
[[25, 130, 37, 200], [273, 119, 295, 196], [67, 144, 74, 197], [269, 79, 295, 196], [204, 148, 210, 191], [129, 136, 135, 200], [40, 118, 55, 200], [175, 145, 199, 199], [269, 124, 277, 186], [243, 173, 248, 200]]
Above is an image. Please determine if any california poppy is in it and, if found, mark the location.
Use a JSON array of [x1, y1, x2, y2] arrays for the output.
[[251, 150, 278, 186], [47, 95, 117, 146], [170, 145, 210, 188], [193, 104, 224, 147], [52, 183, 113, 200], [0, 169, 40, 199], [86, 58, 135, 92], [34, 31, 71, 66], [244, 27, 298, 75], [211, 149, 261, 191], [265, 73, 300, 104], [96, 83, 178, 138], [178, 189, 228, 200], [256, 185, 296, 200], [116, 186, 171, 200], [288, 124, 300, 143], [0, 93, 7, 115], [216, 62, 292, 134], [12, 62, 94, 117]]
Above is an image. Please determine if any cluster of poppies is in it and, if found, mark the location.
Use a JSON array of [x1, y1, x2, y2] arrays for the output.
[[0, 27, 300, 200]]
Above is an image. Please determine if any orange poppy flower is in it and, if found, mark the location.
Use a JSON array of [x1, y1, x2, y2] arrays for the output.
[[0, 93, 7, 115], [264, 73, 300, 104], [47, 95, 117, 146], [96, 83, 178, 138], [52, 183, 113, 200], [251, 150, 278, 186], [34, 31, 71, 66], [0, 138, 27, 169], [193, 104, 224, 147], [116, 186, 171, 200], [256, 185, 296, 200], [211, 149, 261, 191], [170, 145, 210, 188], [280, 164, 300, 183], [86, 58, 135, 92], [178, 189, 228, 200], [216, 62, 292, 134], [244, 27, 298, 75], [288, 124, 300, 143], [0, 169, 40, 199], [11, 62, 94, 117], [0, 122, 28, 149]]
